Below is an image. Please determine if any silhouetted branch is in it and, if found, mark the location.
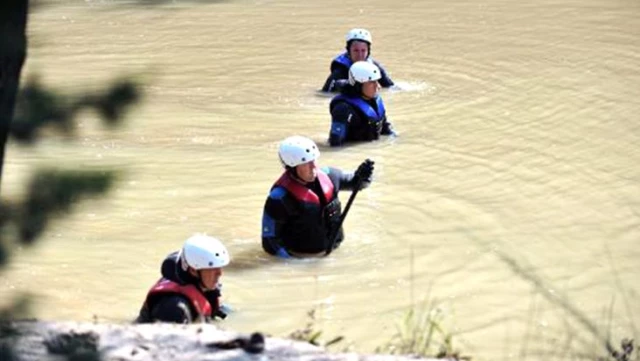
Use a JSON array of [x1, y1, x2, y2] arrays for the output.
[[0, 0, 29, 182], [10, 77, 141, 143], [18, 169, 117, 244]]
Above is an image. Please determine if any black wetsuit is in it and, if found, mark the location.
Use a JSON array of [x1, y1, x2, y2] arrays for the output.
[[329, 91, 395, 146], [261, 167, 361, 255], [322, 54, 394, 93], [136, 252, 224, 323]]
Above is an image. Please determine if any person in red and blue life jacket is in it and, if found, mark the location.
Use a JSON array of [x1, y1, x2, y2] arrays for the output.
[[329, 61, 396, 147], [322, 28, 394, 93], [261, 136, 375, 257], [136, 234, 231, 323]]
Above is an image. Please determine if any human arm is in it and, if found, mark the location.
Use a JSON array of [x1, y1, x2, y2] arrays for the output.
[[205, 288, 228, 320], [322, 69, 350, 93], [322, 62, 350, 92], [373, 60, 394, 88], [325, 159, 375, 192], [149, 295, 194, 323], [329, 102, 361, 147], [380, 115, 397, 136], [261, 188, 292, 258]]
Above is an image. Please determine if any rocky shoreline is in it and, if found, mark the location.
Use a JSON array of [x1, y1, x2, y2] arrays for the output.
[[1, 321, 446, 361]]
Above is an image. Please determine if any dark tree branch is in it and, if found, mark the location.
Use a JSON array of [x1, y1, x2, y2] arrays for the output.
[[0, 0, 29, 189]]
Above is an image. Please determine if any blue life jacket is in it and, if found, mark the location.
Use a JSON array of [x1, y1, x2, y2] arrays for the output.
[[330, 94, 386, 126], [331, 52, 376, 71], [332, 52, 353, 69]]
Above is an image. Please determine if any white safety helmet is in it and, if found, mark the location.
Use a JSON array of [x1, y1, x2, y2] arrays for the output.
[[278, 136, 320, 168], [346, 28, 372, 44], [179, 234, 230, 271], [348, 61, 382, 86]]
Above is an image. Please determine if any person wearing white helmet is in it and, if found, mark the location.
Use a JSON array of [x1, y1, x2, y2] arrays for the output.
[[261, 136, 375, 257], [328, 61, 396, 146], [321, 28, 394, 93], [136, 234, 231, 323]]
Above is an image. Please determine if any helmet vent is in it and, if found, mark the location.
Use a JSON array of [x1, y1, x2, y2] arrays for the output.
[[208, 261, 213, 266], [302, 157, 306, 161]]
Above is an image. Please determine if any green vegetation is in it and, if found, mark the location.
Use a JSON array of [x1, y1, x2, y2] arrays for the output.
[[378, 305, 467, 359], [286, 303, 466, 359], [288, 308, 345, 349]]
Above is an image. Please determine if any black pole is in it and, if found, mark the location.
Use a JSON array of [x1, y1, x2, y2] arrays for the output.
[[325, 175, 363, 256]]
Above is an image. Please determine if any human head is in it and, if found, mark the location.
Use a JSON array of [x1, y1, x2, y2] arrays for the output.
[[345, 28, 372, 62], [278, 136, 320, 183], [179, 234, 230, 291], [348, 61, 381, 99]]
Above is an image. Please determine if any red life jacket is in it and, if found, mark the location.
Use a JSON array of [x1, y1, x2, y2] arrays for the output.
[[143, 278, 215, 318], [275, 170, 335, 204]]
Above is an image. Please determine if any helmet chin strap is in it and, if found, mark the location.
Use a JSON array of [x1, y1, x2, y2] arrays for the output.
[[355, 82, 364, 96], [287, 166, 305, 183], [197, 270, 215, 291]]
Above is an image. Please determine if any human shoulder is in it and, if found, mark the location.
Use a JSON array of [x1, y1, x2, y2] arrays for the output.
[[160, 251, 180, 280], [268, 185, 288, 200], [331, 52, 351, 67], [371, 59, 394, 86], [331, 98, 356, 115], [371, 58, 387, 69], [265, 184, 296, 216]]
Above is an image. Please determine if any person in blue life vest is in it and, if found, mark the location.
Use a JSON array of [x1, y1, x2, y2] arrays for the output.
[[261, 136, 375, 257], [321, 28, 394, 93], [136, 234, 231, 323], [328, 61, 396, 147]]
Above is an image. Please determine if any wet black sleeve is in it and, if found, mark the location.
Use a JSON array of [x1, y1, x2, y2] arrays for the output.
[[329, 102, 360, 147], [149, 295, 194, 323], [204, 288, 226, 319], [380, 115, 396, 136], [160, 251, 179, 279], [373, 60, 394, 87], [326, 167, 360, 191], [322, 69, 350, 93], [261, 191, 293, 255]]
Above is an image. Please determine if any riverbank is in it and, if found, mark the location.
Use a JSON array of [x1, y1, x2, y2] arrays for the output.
[[1, 320, 450, 361]]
